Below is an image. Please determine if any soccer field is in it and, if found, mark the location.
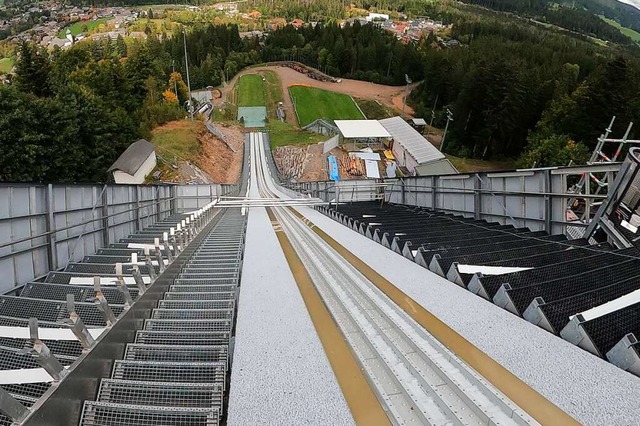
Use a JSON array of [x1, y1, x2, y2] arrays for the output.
[[58, 17, 110, 38], [0, 57, 14, 74], [237, 74, 266, 107], [289, 85, 364, 127]]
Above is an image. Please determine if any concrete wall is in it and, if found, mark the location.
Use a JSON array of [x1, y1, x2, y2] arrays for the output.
[[113, 152, 157, 184]]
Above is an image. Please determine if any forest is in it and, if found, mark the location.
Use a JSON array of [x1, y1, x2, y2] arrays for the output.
[[261, 22, 424, 85], [1, 1, 640, 181]]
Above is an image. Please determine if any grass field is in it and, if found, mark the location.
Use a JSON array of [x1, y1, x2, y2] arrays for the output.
[[236, 74, 266, 107], [151, 120, 202, 162], [267, 121, 327, 149], [600, 16, 640, 43], [58, 18, 110, 38], [446, 155, 515, 173], [0, 57, 14, 74], [149, 120, 203, 181], [355, 98, 394, 120], [263, 70, 283, 118], [289, 85, 364, 127]]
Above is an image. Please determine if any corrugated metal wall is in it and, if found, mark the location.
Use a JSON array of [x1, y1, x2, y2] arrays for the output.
[[287, 163, 620, 237], [0, 183, 235, 293]]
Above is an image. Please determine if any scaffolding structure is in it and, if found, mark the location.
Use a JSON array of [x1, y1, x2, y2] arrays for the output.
[[570, 117, 640, 221]]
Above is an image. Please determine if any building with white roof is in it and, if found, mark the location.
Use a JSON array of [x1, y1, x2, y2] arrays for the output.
[[334, 120, 391, 139], [379, 116, 457, 176]]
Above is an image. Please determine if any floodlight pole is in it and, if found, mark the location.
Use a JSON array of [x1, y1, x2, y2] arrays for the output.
[[183, 29, 193, 120], [440, 108, 453, 153]]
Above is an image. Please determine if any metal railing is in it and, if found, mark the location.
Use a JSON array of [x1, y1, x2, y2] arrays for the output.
[[285, 162, 622, 237], [0, 183, 238, 293]]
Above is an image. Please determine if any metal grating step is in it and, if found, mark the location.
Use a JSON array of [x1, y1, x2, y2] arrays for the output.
[[96, 248, 143, 256], [65, 262, 159, 276], [173, 278, 237, 285], [0, 336, 82, 358], [163, 292, 236, 301], [124, 344, 228, 363], [83, 255, 133, 264], [144, 319, 232, 332], [504, 258, 640, 315], [150, 308, 234, 320], [157, 300, 235, 310], [0, 347, 41, 370], [476, 248, 635, 300], [20, 282, 138, 305], [168, 284, 237, 293], [0, 296, 124, 326], [80, 401, 219, 426], [2, 382, 51, 400], [97, 379, 223, 409], [111, 361, 226, 386], [135, 331, 230, 346]]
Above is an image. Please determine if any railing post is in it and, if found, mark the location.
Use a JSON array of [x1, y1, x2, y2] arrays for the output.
[[93, 277, 117, 326], [0, 386, 29, 422], [115, 263, 134, 307], [25, 318, 67, 381], [171, 185, 177, 215], [65, 295, 95, 350], [431, 176, 437, 210], [401, 179, 406, 205], [544, 169, 552, 233], [101, 185, 109, 248], [134, 186, 141, 232], [155, 186, 161, 223], [45, 184, 56, 272], [474, 174, 482, 220]]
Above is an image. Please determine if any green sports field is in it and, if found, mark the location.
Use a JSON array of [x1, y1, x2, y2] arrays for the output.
[[58, 17, 110, 39], [237, 74, 266, 107], [289, 85, 364, 127], [0, 57, 14, 74]]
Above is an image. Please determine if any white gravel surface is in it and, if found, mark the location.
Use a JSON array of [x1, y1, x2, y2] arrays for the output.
[[297, 205, 640, 426], [227, 205, 354, 426]]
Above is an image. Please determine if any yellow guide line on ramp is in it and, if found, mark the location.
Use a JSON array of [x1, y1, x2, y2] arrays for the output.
[[266, 208, 390, 426], [285, 207, 580, 426]]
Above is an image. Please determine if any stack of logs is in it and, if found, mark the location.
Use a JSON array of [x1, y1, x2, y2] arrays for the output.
[[273, 146, 308, 180], [339, 155, 365, 177]]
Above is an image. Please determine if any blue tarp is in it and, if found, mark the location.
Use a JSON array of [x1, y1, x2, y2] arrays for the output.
[[328, 155, 340, 181]]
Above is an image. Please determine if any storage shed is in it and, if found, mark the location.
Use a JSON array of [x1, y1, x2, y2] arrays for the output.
[[108, 139, 157, 184], [379, 116, 457, 176]]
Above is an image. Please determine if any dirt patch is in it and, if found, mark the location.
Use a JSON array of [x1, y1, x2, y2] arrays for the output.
[[300, 143, 328, 181], [198, 123, 245, 184]]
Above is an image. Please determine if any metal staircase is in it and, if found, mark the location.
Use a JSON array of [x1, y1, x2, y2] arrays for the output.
[[79, 208, 246, 426]]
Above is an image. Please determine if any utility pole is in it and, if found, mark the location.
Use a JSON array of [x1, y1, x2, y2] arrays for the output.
[[171, 60, 177, 97], [403, 74, 412, 112], [429, 93, 439, 128], [183, 29, 193, 120], [440, 108, 454, 153]]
